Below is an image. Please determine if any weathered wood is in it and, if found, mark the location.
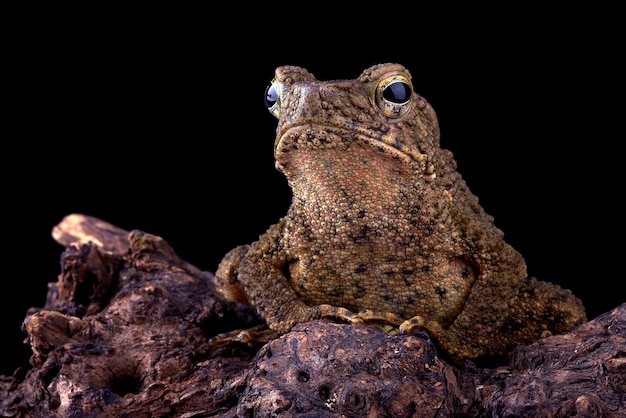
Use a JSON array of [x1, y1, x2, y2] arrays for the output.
[[1, 214, 624, 417]]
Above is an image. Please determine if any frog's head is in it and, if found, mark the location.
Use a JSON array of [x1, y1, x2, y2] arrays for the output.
[[265, 63, 442, 181]]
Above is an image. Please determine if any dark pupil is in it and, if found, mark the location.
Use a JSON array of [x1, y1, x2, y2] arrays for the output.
[[383, 82, 411, 103], [265, 84, 279, 108]]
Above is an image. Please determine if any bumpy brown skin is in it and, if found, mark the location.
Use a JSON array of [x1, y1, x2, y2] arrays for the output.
[[215, 63, 586, 363]]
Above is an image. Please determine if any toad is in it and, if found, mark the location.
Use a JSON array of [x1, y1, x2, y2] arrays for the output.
[[214, 63, 586, 363]]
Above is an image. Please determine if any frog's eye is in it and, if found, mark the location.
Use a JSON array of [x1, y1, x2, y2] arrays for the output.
[[373, 74, 413, 119], [265, 81, 281, 119]]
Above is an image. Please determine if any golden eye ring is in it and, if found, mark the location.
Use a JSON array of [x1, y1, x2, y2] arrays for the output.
[[373, 73, 413, 119]]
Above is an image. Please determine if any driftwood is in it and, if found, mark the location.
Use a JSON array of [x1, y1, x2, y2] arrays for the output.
[[0, 214, 624, 417]]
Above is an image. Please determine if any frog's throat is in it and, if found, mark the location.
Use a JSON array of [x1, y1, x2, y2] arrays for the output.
[[275, 125, 427, 166]]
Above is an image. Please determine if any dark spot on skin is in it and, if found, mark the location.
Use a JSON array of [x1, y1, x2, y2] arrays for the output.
[[384, 271, 394, 277], [498, 317, 525, 338], [354, 264, 367, 273], [357, 210, 366, 218], [353, 282, 367, 299], [383, 294, 391, 301], [328, 285, 345, 298], [402, 268, 414, 275], [461, 266, 472, 279], [436, 286, 447, 298], [344, 214, 352, 223], [339, 187, 353, 201], [348, 226, 369, 244]]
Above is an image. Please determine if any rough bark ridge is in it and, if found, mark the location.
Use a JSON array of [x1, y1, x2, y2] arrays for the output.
[[0, 214, 624, 417]]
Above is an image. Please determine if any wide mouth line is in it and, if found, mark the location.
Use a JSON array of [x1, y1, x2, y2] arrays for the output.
[[276, 124, 415, 163]]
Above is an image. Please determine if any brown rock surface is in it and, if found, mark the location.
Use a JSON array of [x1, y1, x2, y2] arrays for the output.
[[0, 214, 623, 417]]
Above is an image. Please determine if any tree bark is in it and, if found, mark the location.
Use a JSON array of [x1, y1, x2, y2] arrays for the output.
[[1, 214, 624, 417]]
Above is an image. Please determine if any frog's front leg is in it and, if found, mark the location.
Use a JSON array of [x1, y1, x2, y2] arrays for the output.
[[237, 248, 364, 333], [214, 220, 363, 338]]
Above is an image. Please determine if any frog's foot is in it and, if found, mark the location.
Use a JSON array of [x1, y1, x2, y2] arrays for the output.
[[209, 324, 278, 347], [399, 315, 445, 338], [399, 315, 438, 336], [318, 304, 364, 324], [354, 309, 405, 334], [357, 309, 404, 324], [317, 307, 405, 334], [318, 306, 408, 333], [399, 315, 425, 334]]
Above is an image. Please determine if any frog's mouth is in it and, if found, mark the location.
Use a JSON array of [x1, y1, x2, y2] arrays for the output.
[[275, 124, 427, 167]]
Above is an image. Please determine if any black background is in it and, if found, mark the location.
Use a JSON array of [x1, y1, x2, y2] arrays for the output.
[[3, 4, 623, 376]]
